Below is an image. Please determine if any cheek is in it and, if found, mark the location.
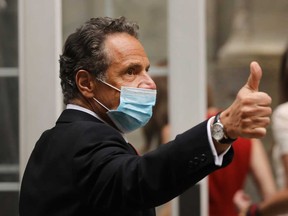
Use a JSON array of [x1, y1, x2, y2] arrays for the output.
[[104, 91, 121, 110], [94, 86, 120, 110], [110, 93, 120, 109]]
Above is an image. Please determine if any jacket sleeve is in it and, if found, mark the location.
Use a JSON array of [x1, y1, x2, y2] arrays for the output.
[[72, 120, 233, 212]]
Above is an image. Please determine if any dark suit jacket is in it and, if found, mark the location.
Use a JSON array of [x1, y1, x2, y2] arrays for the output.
[[19, 109, 233, 216]]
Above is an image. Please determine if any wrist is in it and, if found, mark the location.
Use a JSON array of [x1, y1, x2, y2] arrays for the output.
[[245, 204, 261, 216], [219, 111, 236, 138], [211, 112, 237, 144]]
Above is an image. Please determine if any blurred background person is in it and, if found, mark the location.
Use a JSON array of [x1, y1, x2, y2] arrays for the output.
[[272, 47, 288, 192]]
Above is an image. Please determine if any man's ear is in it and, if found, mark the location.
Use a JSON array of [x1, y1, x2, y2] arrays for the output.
[[75, 70, 96, 98]]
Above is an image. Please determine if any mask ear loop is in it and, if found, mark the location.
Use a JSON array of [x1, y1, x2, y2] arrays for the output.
[[97, 79, 121, 92], [93, 79, 121, 111], [93, 98, 110, 111]]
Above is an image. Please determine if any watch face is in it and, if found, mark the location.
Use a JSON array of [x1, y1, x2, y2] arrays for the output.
[[212, 123, 224, 141]]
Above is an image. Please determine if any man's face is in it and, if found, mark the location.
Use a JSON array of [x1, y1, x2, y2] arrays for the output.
[[94, 33, 157, 111]]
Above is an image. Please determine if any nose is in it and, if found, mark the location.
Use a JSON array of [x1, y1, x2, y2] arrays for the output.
[[138, 73, 157, 89]]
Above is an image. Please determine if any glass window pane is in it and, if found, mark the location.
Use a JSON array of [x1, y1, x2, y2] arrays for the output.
[[0, 0, 19, 215], [0, 0, 18, 67], [0, 78, 19, 165]]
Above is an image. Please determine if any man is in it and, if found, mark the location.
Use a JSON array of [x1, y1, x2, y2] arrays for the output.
[[19, 17, 272, 216]]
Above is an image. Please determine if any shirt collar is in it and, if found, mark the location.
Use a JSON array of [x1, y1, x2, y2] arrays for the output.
[[66, 104, 127, 141], [66, 104, 105, 122]]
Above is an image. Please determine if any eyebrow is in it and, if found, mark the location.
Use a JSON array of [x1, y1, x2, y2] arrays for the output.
[[126, 63, 150, 71]]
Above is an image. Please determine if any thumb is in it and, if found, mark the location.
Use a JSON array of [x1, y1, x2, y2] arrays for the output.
[[246, 61, 262, 91]]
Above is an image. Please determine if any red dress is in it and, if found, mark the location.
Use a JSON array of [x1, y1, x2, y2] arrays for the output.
[[208, 137, 252, 216]]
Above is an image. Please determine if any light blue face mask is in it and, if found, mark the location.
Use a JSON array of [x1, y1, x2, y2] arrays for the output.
[[93, 80, 157, 133]]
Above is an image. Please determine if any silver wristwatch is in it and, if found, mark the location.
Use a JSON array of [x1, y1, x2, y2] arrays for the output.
[[211, 112, 237, 144]]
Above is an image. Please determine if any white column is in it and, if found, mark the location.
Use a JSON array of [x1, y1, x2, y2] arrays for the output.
[[19, 0, 62, 177], [168, 0, 207, 216]]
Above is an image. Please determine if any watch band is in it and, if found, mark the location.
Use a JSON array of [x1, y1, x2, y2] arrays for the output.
[[213, 112, 237, 144]]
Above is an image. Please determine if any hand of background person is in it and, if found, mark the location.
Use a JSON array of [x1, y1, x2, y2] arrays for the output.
[[233, 190, 252, 216], [220, 61, 272, 140]]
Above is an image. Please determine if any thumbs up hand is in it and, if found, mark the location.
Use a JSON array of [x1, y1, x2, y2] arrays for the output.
[[219, 61, 272, 139]]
